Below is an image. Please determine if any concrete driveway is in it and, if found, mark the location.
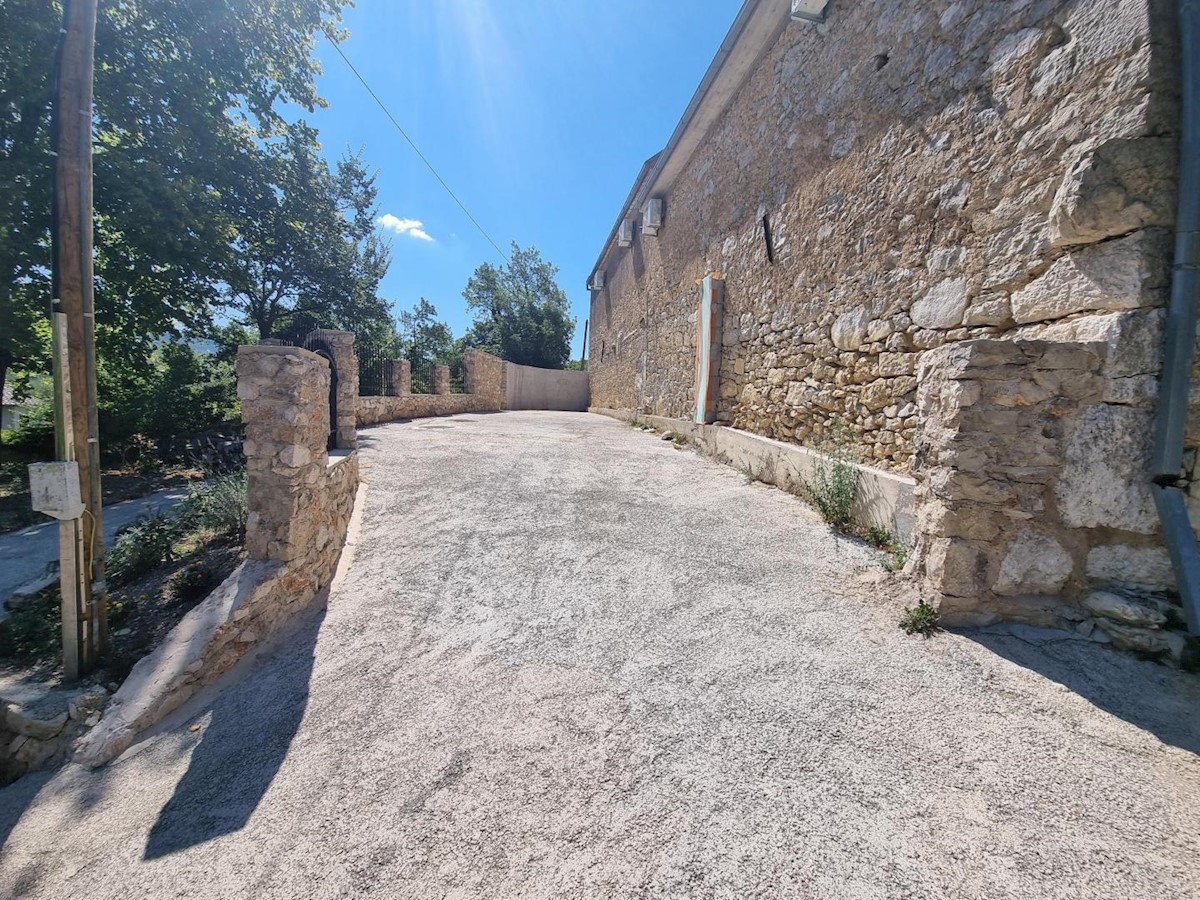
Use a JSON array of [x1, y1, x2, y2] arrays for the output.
[[2, 411, 1199, 899]]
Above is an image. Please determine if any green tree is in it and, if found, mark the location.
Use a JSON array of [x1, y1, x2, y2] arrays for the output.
[[462, 243, 576, 369], [397, 299, 455, 392], [399, 298, 454, 366], [0, 0, 60, 434], [220, 129, 393, 340], [0, 0, 349, 438]]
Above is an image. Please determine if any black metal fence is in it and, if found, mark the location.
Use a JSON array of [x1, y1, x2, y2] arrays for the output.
[[407, 359, 431, 394], [448, 358, 466, 393], [358, 342, 389, 397]]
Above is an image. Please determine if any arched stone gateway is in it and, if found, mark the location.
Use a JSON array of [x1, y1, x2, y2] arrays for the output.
[[302, 336, 338, 451]]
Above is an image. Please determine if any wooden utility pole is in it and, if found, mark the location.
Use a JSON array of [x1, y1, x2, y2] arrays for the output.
[[51, 0, 105, 678]]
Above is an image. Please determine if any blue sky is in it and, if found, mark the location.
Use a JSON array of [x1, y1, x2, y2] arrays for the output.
[[305, 0, 739, 358]]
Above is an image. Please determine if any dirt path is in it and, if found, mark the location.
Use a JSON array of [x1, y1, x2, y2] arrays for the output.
[[2, 411, 1199, 899]]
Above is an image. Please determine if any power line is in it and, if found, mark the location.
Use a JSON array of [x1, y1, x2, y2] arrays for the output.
[[327, 39, 510, 265]]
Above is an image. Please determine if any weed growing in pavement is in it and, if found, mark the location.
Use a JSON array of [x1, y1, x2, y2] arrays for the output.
[[865, 525, 892, 548], [900, 599, 941, 637], [804, 423, 859, 529], [882, 544, 909, 572], [862, 525, 909, 572]]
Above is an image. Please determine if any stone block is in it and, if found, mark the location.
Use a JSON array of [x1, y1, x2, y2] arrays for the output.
[[1082, 590, 1168, 628], [1056, 404, 1157, 534], [1085, 544, 1175, 590], [831, 307, 870, 351], [993, 529, 1074, 596], [1010, 230, 1168, 325], [1096, 622, 1188, 667], [911, 278, 969, 330], [1048, 137, 1176, 249], [926, 537, 989, 598]]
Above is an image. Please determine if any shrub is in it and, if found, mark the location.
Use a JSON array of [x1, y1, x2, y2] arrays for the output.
[[179, 471, 247, 541], [0, 588, 59, 660], [865, 525, 892, 549], [106, 512, 181, 586], [900, 599, 941, 637], [805, 426, 860, 529], [169, 562, 219, 603], [6, 401, 55, 456]]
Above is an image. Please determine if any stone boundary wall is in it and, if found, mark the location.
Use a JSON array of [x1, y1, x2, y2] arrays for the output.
[[357, 348, 508, 426], [911, 338, 1192, 664], [589, 0, 1178, 474], [77, 345, 359, 766], [505, 363, 590, 412], [585, 0, 1192, 639], [592, 407, 916, 542]]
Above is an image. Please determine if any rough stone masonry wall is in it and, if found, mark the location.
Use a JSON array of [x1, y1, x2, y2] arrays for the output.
[[911, 338, 1193, 664], [357, 348, 507, 426], [76, 345, 359, 767], [589, 0, 1180, 476]]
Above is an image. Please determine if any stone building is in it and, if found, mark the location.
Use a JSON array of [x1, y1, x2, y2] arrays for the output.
[[587, 0, 1199, 658]]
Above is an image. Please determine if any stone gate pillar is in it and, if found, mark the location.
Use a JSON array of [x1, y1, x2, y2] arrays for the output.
[[384, 359, 411, 397], [237, 346, 331, 562], [433, 364, 450, 395]]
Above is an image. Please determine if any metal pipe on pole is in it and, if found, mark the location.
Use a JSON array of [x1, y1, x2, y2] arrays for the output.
[[49, 0, 104, 677]]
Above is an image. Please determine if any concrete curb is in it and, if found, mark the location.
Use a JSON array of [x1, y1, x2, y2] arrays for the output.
[[590, 407, 916, 542]]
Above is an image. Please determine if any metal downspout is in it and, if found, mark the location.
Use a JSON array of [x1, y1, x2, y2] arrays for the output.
[[1151, 0, 1200, 634]]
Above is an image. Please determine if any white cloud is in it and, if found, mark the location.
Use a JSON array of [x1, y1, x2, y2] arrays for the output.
[[377, 213, 434, 242]]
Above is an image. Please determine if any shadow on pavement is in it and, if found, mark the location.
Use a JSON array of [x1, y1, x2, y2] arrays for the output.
[[143, 603, 325, 859], [964, 624, 1200, 756], [0, 768, 55, 855]]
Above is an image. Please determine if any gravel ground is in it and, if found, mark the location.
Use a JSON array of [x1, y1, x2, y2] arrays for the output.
[[2, 411, 1199, 899]]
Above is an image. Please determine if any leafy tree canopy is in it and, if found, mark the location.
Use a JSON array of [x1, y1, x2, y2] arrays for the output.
[[462, 243, 575, 369], [0, 0, 396, 443]]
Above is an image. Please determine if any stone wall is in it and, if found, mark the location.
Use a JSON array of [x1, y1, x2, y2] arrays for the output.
[[356, 348, 508, 426], [587, 0, 1191, 634], [589, 0, 1179, 473], [2, 685, 107, 785], [77, 345, 360, 766], [910, 338, 1192, 663]]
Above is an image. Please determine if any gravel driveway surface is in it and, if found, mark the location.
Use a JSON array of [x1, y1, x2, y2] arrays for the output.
[[2, 411, 1199, 899]]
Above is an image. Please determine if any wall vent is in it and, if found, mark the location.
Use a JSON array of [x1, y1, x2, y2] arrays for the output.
[[791, 0, 829, 22], [618, 219, 634, 247], [643, 198, 664, 236]]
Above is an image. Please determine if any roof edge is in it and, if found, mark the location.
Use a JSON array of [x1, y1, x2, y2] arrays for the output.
[[588, 0, 791, 289]]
